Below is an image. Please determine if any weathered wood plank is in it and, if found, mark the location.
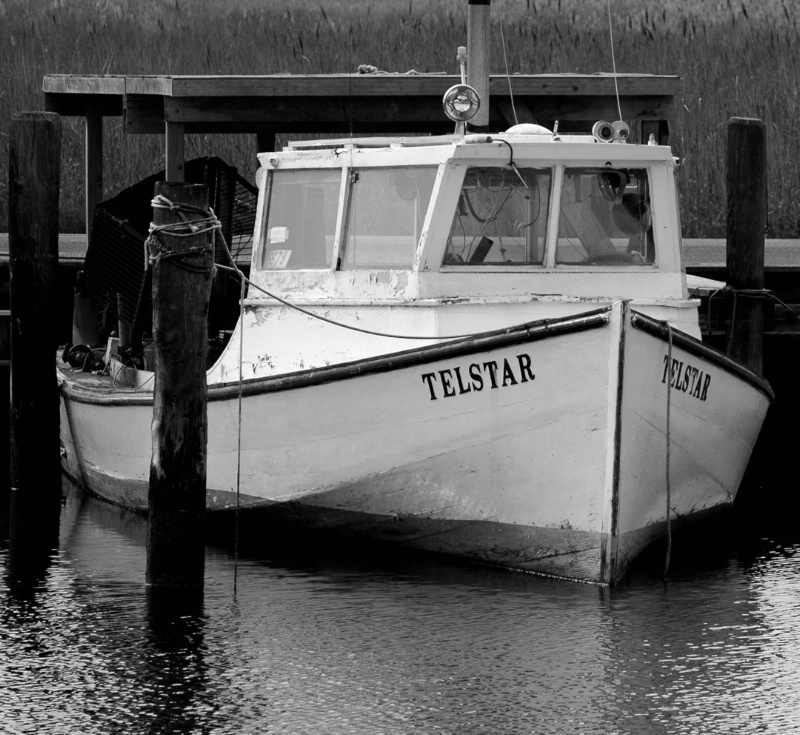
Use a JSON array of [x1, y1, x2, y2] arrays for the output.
[[42, 74, 125, 94], [159, 94, 672, 129], [43, 73, 680, 99], [124, 76, 175, 96], [124, 94, 164, 134]]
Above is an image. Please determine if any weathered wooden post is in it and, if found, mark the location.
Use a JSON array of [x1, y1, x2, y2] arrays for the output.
[[467, 0, 491, 131], [146, 182, 213, 588], [7, 112, 63, 561], [726, 117, 767, 375]]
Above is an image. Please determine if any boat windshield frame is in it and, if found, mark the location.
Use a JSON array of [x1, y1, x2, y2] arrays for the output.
[[253, 139, 679, 276]]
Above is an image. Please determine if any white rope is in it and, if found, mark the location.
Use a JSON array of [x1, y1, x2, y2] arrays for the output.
[[664, 322, 673, 577], [233, 272, 245, 596], [499, 17, 518, 126], [215, 264, 491, 342]]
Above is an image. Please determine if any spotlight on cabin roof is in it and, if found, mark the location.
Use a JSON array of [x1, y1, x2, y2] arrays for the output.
[[592, 120, 631, 143], [442, 84, 481, 122]]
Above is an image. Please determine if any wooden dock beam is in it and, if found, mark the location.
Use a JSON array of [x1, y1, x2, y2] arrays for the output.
[[146, 182, 213, 588], [7, 112, 63, 568], [726, 117, 767, 375]]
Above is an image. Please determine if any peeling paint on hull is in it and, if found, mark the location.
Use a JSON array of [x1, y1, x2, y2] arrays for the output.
[[58, 306, 772, 584]]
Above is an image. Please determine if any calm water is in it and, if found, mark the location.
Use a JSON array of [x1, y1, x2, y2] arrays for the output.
[[1, 480, 799, 735]]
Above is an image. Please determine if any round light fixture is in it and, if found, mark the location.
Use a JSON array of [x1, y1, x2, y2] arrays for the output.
[[443, 84, 481, 123]]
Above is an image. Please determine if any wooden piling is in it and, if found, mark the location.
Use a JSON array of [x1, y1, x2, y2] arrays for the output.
[[467, 0, 491, 131], [7, 112, 63, 556], [726, 117, 767, 375], [146, 182, 213, 588]]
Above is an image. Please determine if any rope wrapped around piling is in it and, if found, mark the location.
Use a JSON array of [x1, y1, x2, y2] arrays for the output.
[[145, 194, 218, 275]]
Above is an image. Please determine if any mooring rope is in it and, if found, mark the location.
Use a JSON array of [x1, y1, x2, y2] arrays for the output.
[[214, 264, 492, 342], [145, 195, 217, 274], [233, 270, 246, 596], [664, 322, 673, 578], [701, 284, 800, 337], [145, 195, 248, 591], [147, 194, 485, 342]]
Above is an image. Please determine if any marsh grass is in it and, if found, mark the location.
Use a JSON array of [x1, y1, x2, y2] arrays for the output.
[[1, 0, 798, 236]]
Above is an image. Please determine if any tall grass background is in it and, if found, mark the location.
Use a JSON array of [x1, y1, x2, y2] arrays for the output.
[[1, 0, 798, 237]]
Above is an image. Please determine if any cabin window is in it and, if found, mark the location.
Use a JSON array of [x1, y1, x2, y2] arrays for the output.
[[259, 169, 341, 270], [340, 167, 437, 269], [555, 167, 654, 265], [443, 167, 552, 265]]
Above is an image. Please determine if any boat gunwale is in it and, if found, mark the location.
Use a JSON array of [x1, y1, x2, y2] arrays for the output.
[[630, 311, 774, 400], [59, 307, 613, 406]]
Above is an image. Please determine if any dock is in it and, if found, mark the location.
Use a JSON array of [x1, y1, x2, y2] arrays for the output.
[[2, 235, 800, 341], [4, 69, 796, 494]]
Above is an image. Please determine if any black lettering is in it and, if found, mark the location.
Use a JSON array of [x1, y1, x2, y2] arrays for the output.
[[670, 358, 680, 387], [453, 366, 472, 395], [692, 372, 704, 398], [421, 372, 438, 401], [517, 354, 535, 383], [661, 354, 670, 383], [501, 358, 518, 386], [439, 369, 456, 397], [469, 363, 484, 391], [688, 366, 699, 394], [681, 365, 691, 392], [700, 374, 711, 401], [672, 360, 684, 388], [483, 361, 500, 388]]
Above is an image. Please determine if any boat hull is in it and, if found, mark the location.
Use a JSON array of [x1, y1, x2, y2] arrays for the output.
[[58, 304, 771, 583]]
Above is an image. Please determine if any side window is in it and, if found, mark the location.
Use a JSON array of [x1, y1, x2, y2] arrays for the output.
[[444, 167, 551, 265], [556, 168, 654, 265], [340, 167, 437, 269], [259, 169, 341, 270]]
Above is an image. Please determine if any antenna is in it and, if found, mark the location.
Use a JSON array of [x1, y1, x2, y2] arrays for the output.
[[499, 16, 518, 126]]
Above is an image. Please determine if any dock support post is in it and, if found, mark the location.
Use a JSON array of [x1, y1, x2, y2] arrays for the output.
[[165, 122, 185, 182], [7, 112, 63, 566], [467, 0, 491, 131], [146, 182, 213, 588], [85, 102, 103, 241], [726, 117, 766, 376]]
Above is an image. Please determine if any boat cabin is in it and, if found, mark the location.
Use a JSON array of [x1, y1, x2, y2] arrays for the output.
[[257, 132, 687, 301], [207, 128, 695, 382]]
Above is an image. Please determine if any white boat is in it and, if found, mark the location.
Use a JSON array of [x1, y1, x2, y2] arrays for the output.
[[57, 80, 772, 584]]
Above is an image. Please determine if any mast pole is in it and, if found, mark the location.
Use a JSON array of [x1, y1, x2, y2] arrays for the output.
[[467, 0, 491, 131]]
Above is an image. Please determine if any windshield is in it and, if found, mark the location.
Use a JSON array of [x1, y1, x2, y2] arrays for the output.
[[444, 166, 552, 266], [259, 169, 342, 270], [556, 167, 654, 266], [340, 167, 437, 269]]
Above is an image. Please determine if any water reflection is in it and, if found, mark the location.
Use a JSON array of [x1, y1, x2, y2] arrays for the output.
[[0, 480, 799, 734]]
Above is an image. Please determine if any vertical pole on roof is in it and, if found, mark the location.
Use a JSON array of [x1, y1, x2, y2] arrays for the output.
[[146, 181, 212, 589], [6, 112, 63, 578], [467, 0, 491, 131], [725, 117, 766, 376], [85, 102, 103, 241]]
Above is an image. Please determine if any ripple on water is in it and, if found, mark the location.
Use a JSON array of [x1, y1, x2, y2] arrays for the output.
[[1, 488, 799, 734]]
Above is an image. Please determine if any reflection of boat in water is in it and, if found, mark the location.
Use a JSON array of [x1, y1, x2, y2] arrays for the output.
[[56, 36, 771, 586]]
